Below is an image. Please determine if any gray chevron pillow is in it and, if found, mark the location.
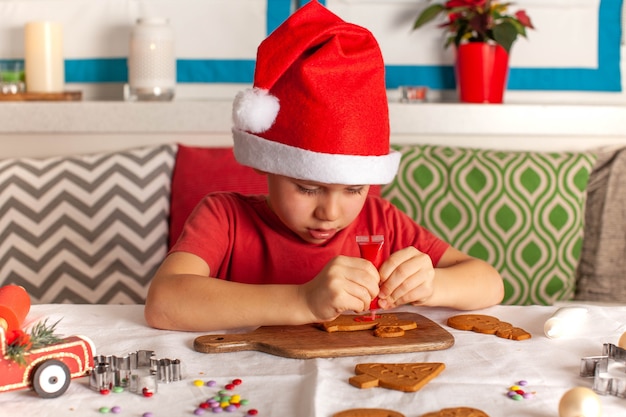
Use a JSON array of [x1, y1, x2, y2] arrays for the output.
[[0, 144, 176, 304]]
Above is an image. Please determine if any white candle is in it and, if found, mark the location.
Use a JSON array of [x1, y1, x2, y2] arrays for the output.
[[24, 21, 64, 93]]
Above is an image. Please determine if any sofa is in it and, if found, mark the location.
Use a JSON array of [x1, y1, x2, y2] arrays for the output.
[[0, 142, 623, 305]]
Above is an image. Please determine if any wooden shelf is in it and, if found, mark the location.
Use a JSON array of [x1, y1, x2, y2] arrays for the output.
[[0, 100, 625, 158], [0, 91, 82, 101]]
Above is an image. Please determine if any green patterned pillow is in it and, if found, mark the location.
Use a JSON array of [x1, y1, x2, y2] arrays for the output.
[[382, 144, 597, 305]]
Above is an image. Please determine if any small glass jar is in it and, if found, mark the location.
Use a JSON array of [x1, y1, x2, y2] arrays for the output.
[[128, 18, 175, 101], [0, 61, 26, 95]]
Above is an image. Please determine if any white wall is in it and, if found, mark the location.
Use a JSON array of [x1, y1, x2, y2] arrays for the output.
[[1, 1, 625, 159], [0, 0, 623, 104]]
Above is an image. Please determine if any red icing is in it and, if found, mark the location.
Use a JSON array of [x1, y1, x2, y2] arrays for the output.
[[354, 314, 380, 322]]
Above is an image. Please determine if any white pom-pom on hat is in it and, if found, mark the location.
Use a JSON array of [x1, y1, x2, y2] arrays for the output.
[[232, 88, 280, 133]]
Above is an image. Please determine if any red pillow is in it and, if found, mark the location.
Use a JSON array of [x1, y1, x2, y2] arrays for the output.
[[169, 145, 268, 248], [169, 144, 382, 248]]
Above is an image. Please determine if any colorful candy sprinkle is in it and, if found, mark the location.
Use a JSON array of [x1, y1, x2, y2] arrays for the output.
[[507, 380, 535, 400], [111, 406, 122, 414], [189, 378, 257, 415]]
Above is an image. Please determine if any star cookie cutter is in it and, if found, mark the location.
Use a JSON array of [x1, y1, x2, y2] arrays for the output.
[[90, 350, 182, 394], [580, 343, 626, 398]]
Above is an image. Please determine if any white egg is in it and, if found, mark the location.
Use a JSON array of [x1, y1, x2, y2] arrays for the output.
[[618, 331, 626, 349], [558, 387, 602, 417]]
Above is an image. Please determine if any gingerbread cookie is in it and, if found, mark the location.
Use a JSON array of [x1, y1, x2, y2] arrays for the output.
[[373, 326, 405, 338], [376, 315, 418, 331], [320, 314, 417, 338], [420, 407, 489, 417], [321, 314, 382, 332], [349, 362, 445, 392], [495, 325, 531, 341], [447, 314, 531, 341], [333, 409, 405, 417]]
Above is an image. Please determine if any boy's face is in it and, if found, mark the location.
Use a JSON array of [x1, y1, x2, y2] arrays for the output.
[[265, 173, 369, 244]]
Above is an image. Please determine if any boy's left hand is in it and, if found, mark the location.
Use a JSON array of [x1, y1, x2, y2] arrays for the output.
[[376, 246, 435, 309]]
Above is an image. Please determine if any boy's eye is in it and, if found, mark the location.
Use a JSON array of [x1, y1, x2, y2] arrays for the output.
[[297, 185, 321, 195], [347, 187, 364, 195]]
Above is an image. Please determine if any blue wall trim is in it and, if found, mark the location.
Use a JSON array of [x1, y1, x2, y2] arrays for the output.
[[56, 0, 623, 92], [65, 58, 127, 83]]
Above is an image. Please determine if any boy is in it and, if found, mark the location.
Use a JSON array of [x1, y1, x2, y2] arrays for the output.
[[144, 1, 503, 332]]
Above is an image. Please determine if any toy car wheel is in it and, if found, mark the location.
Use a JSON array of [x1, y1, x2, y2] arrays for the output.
[[32, 359, 71, 398]]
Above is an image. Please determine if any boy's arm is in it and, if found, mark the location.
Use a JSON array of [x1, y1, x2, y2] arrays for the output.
[[144, 251, 381, 332], [377, 246, 504, 311], [144, 252, 315, 332], [424, 246, 504, 310]]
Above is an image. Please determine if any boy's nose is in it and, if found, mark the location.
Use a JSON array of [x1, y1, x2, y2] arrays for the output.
[[315, 194, 341, 221]]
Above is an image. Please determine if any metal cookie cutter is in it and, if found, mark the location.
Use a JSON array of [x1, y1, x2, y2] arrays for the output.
[[580, 343, 626, 398], [90, 350, 182, 394]]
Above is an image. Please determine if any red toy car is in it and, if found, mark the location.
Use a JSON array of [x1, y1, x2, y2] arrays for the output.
[[0, 327, 95, 398]]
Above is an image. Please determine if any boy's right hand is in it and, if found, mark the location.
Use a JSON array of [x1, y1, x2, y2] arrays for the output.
[[299, 255, 381, 323]]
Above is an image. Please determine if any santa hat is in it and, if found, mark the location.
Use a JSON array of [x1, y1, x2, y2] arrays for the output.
[[232, 0, 400, 185]]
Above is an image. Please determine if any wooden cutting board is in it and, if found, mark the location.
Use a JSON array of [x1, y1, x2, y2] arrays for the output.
[[193, 312, 454, 359]]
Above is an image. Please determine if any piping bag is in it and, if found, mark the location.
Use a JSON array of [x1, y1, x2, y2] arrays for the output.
[[543, 306, 588, 339], [356, 235, 384, 320]]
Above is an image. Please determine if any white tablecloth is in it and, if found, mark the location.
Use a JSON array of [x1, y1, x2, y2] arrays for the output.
[[1, 303, 624, 417]]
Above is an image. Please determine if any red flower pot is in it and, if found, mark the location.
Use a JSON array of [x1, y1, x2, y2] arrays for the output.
[[455, 43, 509, 104]]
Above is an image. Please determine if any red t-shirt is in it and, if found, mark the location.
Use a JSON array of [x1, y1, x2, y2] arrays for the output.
[[171, 193, 449, 285]]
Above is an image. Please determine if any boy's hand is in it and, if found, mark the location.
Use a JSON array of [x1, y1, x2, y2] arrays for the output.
[[376, 247, 435, 309], [300, 255, 380, 323]]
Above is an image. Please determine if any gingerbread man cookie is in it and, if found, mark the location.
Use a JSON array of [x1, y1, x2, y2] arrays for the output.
[[447, 314, 531, 341], [320, 314, 417, 338]]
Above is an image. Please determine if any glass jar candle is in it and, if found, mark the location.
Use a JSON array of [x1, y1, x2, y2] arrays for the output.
[[128, 18, 175, 101]]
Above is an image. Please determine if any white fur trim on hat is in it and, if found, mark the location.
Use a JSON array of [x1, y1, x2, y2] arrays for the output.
[[233, 128, 401, 185], [232, 88, 280, 133]]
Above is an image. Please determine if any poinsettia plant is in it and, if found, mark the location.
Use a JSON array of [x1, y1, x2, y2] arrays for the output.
[[413, 0, 534, 53]]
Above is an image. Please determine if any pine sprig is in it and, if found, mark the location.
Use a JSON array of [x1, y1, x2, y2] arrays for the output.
[[29, 318, 63, 348], [6, 318, 63, 366]]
